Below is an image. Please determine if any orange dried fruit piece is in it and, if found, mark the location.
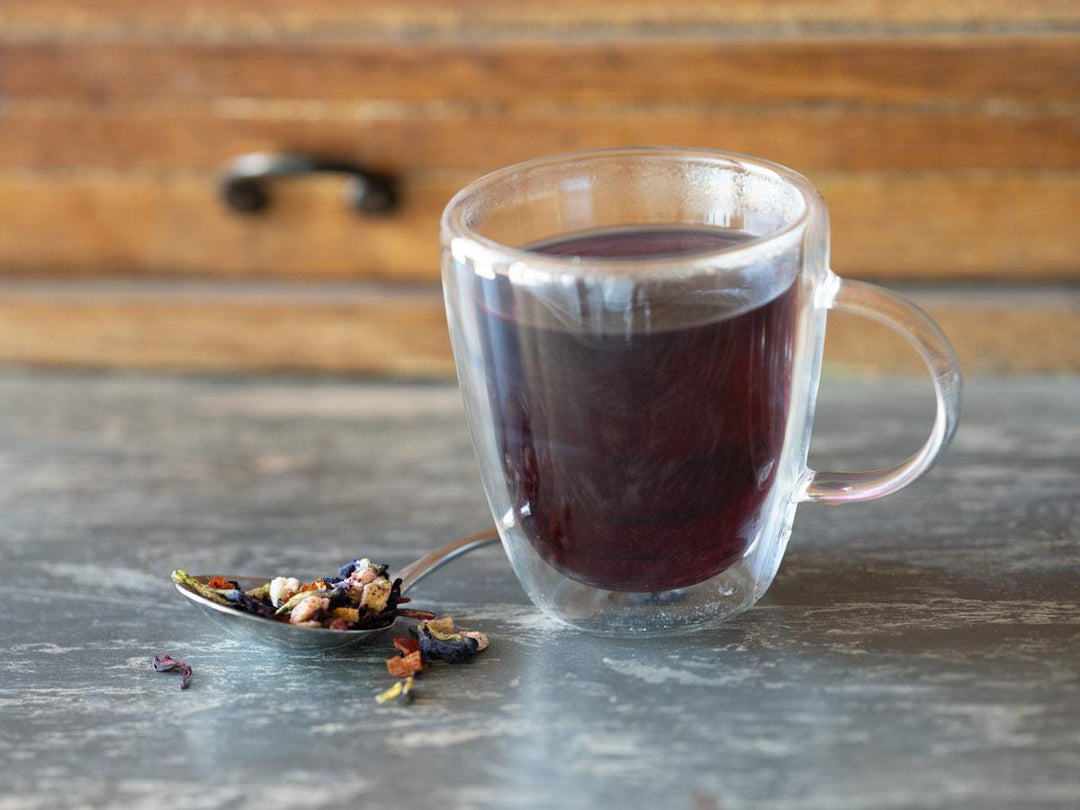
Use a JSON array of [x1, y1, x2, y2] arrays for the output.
[[331, 607, 360, 624], [386, 650, 424, 678], [297, 578, 331, 594]]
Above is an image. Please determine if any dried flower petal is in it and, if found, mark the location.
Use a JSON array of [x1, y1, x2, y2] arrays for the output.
[[223, 588, 278, 619], [421, 634, 479, 663], [413, 616, 490, 663], [416, 618, 484, 664], [338, 558, 370, 579], [461, 630, 489, 652], [375, 677, 415, 705], [393, 636, 420, 655], [152, 654, 192, 689], [426, 616, 456, 635]]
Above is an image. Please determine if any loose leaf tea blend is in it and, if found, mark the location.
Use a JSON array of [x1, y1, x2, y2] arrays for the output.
[[172, 557, 403, 630], [171, 557, 490, 704], [171, 558, 489, 704], [376, 616, 489, 704]]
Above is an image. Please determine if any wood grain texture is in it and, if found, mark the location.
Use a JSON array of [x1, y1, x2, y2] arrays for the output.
[[0, 283, 453, 376], [3, 37, 1077, 105], [822, 288, 1080, 375], [818, 172, 1080, 280], [4, 0, 1079, 39], [4, 101, 1075, 173], [1, 170, 1077, 281], [0, 0, 1075, 377], [0, 281, 1075, 375], [0, 172, 444, 281]]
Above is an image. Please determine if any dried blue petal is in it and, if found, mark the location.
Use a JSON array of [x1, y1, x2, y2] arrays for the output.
[[224, 589, 278, 619], [417, 628, 480, 664], [338, 559, 364, 578], [328, 580, 354, 608]]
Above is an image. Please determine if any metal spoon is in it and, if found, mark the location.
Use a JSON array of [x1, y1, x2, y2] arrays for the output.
[[174, 530, 500, 650]]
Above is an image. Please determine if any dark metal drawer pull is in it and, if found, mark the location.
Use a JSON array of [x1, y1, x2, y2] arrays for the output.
[[219, 153, 397, 215]]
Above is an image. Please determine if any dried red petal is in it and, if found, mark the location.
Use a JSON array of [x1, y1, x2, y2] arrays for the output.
[[393, 636, 420, 655], [152, 653, 193, 690], [207, 576, 231, 589]]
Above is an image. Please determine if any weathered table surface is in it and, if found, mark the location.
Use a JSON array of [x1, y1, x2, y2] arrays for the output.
[[2, 372, 1078, 810]]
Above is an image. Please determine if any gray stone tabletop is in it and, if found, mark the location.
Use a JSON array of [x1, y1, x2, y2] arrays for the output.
[[1, 371, 1078, 810]]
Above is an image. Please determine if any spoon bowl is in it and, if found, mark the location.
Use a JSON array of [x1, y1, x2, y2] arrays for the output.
[[174, 530, 500, 650]]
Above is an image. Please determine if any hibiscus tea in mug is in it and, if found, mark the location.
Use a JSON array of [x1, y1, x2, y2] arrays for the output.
[[471, 225, 797, 592]]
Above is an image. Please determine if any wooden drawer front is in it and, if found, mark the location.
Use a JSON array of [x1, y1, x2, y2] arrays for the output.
[[0, 1, 1077, 373]]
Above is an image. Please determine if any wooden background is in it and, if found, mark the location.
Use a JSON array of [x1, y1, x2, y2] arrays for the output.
[[1, 1, 1077, 375]]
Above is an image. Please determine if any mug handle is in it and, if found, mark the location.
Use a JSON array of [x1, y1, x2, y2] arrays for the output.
[[801, 274, 963, 504]]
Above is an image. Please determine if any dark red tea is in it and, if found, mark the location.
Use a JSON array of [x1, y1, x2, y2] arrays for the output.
[[474, 226, 797, 591]]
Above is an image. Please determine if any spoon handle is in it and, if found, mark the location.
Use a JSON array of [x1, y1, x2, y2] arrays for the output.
[[397, 529, 501, 594]]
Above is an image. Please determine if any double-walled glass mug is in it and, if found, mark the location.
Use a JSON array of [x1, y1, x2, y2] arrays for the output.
[[441, 148, 961, 636]]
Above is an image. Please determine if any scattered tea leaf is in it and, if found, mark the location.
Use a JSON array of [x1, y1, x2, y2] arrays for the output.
[[461, 630, 490, 652], [274, 588, 334, 616], [397, 609, 437, 621], [387, 650, 424, 678], [171, 570, 230, 606], [245, 582, 271, 601], [152, 653, 192, 690], [224, 588, 278, 619], [375, 677, 415, 704], [416, 616, 484, 664], [174, 559, 402, 631]]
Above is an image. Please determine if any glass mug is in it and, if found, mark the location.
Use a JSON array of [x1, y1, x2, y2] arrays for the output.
[[441, 148, 961, 636]]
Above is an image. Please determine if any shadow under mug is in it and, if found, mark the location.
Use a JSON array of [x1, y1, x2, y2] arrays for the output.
[[441, 147, 962, 636]]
